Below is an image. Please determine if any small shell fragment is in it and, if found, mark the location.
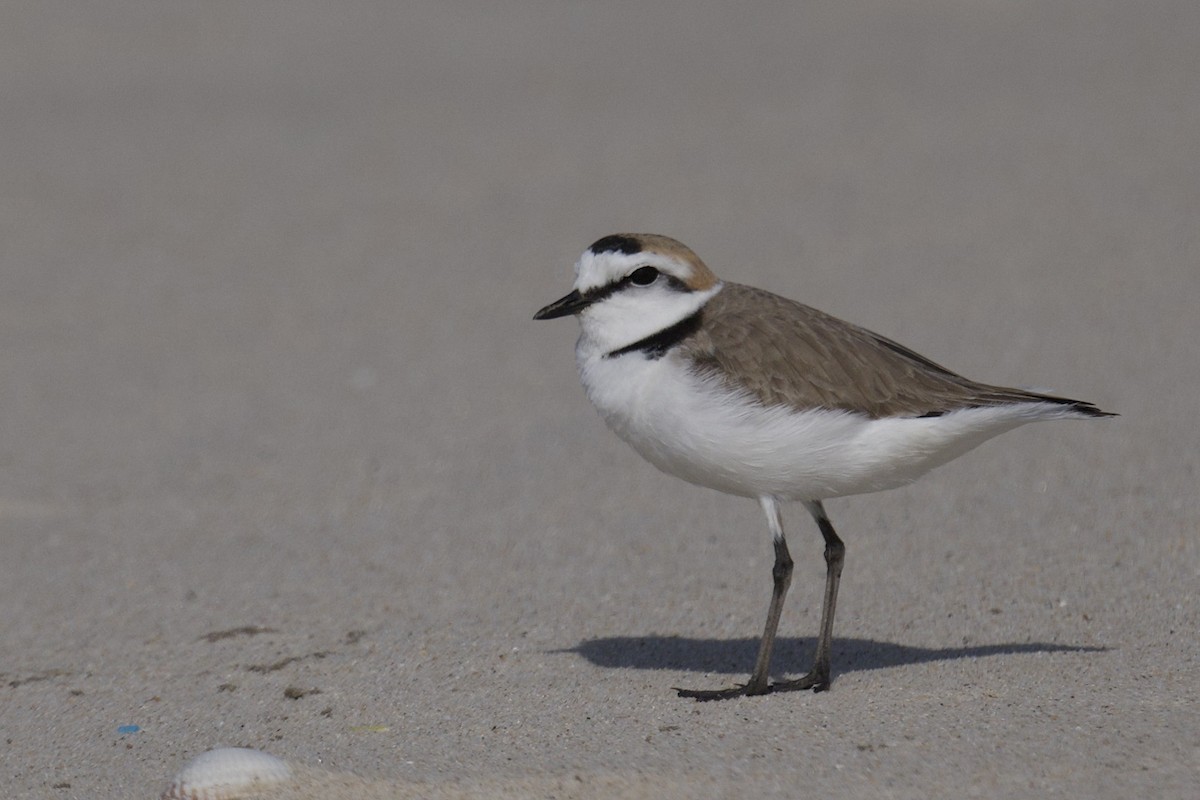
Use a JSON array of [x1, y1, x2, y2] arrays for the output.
[[161, 747, 292, 800]]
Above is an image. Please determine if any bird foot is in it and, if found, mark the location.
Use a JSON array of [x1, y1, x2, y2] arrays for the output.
[[675, 682, 767, 701], [768, 668, 830, 694], [675, 669, 829, 701]]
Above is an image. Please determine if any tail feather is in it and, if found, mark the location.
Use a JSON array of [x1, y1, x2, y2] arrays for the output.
[[1063, 399, 1117, 418], [1017, 392, 1116, 419]]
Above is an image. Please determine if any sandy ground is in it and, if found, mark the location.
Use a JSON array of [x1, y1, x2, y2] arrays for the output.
[[1, 2, 1197, 798]]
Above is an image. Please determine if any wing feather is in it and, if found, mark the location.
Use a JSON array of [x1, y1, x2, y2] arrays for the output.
[[680, 283, 1096, 418]]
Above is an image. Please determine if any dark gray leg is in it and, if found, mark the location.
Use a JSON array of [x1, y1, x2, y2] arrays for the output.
[[677, 496, 793, 700], [676, 498, 844, 700], [770, 500, 844, 693]]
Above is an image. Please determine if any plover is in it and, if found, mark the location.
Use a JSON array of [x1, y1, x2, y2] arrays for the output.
[[534, 233, 1113, 700]]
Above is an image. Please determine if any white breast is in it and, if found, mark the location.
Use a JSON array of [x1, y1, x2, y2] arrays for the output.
[[576, 344, 1065, 501]]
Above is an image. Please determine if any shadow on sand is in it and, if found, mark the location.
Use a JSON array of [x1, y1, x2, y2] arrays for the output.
[[561, 635, 1107, 678]]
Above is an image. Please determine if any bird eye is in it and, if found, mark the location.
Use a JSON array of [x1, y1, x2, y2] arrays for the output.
[[629, 266, 660, 286]]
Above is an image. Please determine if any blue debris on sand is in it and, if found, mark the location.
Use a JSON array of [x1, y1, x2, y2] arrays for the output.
[[117, 724, 140, 735]]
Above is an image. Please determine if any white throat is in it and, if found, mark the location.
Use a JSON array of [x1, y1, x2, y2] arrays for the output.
[[575, 281, 723, 360]]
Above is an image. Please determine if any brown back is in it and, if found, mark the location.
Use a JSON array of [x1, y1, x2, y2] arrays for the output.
[[680, 283, 1090, 419]]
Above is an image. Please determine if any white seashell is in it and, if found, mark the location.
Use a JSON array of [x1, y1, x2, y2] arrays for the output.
[[161, 747, 292, 800]]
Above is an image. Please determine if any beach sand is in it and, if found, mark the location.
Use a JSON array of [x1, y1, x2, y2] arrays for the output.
[[1, 3, 1196, 797]]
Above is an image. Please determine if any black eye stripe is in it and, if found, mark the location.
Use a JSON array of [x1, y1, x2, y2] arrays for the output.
[[579, 268, 687, 304]]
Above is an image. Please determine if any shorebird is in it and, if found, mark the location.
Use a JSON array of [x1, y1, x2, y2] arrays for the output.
[[534, 233, 1113, 699]]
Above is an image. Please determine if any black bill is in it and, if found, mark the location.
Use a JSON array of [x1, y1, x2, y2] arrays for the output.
[[533, 289, 590, 320]]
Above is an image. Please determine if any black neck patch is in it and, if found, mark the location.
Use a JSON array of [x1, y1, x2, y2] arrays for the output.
[[605, 309, 703, 360], [588, 234, 643, 256]]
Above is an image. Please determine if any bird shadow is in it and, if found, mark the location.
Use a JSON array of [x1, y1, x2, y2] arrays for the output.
[[558, 635, 1107, 678]]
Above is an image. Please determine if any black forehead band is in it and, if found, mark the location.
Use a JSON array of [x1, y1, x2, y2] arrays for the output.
[[587, 234, 643, 256]]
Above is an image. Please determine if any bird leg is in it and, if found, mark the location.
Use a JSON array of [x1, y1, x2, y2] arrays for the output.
[[770, 500, 843, 693], [676, 498, 844, 700], [677, 496, 791, 700]]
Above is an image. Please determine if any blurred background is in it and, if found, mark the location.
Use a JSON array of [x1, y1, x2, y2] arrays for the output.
[[0, 3, 1196, 798]]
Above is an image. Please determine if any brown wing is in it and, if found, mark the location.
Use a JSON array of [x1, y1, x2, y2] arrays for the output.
[[680, 283, 1095, 419]]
